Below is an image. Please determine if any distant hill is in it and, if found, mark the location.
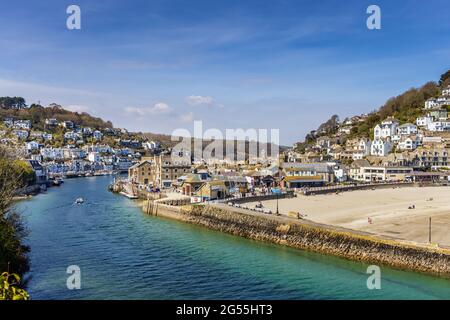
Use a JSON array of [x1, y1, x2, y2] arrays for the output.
[[0, 100, 113, 131]]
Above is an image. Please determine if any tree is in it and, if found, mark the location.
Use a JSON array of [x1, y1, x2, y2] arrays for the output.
[[0, 272, 29, 300], [0, 147, 30, 277], [439, 69, 450, 86], [0, 97, 27, 109]]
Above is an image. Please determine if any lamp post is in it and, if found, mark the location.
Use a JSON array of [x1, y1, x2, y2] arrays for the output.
[[276, 192, 279, 215]]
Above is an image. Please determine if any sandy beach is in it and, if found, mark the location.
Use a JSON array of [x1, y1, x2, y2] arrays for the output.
[[248, 186, 450, 246]]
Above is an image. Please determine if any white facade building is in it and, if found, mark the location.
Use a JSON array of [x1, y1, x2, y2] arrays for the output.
[[88, 152, 101, 163], [374, 119, 399, 139], [416, 116, 433, 127], [427, 121, 450, 132], [442, 85, 450, 96], [26, 141, 40, 151], [398, 137, 420, 151], [397, 123, 418, 135], [370, 138, 393, 156]]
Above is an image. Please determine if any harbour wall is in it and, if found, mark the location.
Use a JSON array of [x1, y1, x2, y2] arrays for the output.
[[141, 201, 450, 277]]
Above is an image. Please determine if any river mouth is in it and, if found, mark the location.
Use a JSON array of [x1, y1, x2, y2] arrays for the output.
[[17, 176, 450, 300]]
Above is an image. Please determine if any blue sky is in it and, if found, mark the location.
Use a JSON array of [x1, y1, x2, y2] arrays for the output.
[[0, 0, 449, 145]]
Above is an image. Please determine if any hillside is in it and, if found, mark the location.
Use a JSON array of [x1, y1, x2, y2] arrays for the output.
[[295, 69, 450, 151], [0, 100, 113, 131]]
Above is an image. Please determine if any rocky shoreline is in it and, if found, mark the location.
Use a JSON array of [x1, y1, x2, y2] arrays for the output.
[[142, 201, 450, 277]]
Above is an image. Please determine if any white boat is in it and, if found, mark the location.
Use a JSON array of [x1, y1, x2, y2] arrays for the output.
[[75, 198, 84, 204]]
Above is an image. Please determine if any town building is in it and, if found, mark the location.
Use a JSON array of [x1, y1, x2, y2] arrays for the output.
[[370, 138, 393, 156]]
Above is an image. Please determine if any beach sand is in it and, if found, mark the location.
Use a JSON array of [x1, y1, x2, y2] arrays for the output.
[[248, 186, 450, 246]]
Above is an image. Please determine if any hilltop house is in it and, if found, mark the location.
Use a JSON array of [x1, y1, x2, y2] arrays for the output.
[[374, 119, 399, 139], [442, 85, 450, 96], [397, 123, 418, 135], [425, 96, 450, 109], [13, 120, 31, 130], [45, 118, 59, 128], [62, 121, 74, 129]]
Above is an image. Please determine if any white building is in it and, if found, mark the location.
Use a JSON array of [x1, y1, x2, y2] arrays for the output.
[[442, 85, 450, 96], [427, 121, 450, 132], [425, 98, 439, 109], [397, 123, 418, 135], [93, 130, 103, 140], [41, 148, 65, 161], [416, 116, 433, 127], [45, 118, 59, 127], [425, 96, 450, 109], [26, 141, 40, 151], [355, 166, 413, 182], [14, 130, 29, 140], [143, 141, 161, 151], [370, 138, 393, 156], [88, 152, 101, 163], [374, 119, 399, 139], [397, 136, 420, 151], [64, 131, 80, 140], [356, 139, 371, 155], [13, 120, 32, 130]]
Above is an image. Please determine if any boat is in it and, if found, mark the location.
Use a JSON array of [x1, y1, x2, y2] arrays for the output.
[[75, 198, 84, 204]]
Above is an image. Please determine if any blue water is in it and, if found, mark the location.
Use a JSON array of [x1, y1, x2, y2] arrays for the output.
[[17, 176, 450, 299]]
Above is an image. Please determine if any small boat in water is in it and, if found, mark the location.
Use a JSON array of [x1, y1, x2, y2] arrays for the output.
[[75, 198, 84, 204]]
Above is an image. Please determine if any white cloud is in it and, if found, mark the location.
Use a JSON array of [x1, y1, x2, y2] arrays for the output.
[[125, 102, 172, 116], [179, 111, 194, 123], [186, 95, 215, 107]]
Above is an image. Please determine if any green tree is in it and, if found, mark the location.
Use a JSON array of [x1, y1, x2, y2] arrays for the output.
[[0, 272, 29, 300], [439, 69, 450, 86], [0, 147, 30, 277]]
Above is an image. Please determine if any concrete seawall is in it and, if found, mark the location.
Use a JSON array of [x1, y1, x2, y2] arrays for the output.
[[142, 201, 450, 277]]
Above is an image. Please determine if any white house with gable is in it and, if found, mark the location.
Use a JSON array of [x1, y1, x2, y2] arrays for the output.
[[371, 138, 393, 157], [374, 119, 399, 139]]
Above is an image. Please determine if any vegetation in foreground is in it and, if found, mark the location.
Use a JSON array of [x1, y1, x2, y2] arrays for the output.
[[0, 146, 31, 299]]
